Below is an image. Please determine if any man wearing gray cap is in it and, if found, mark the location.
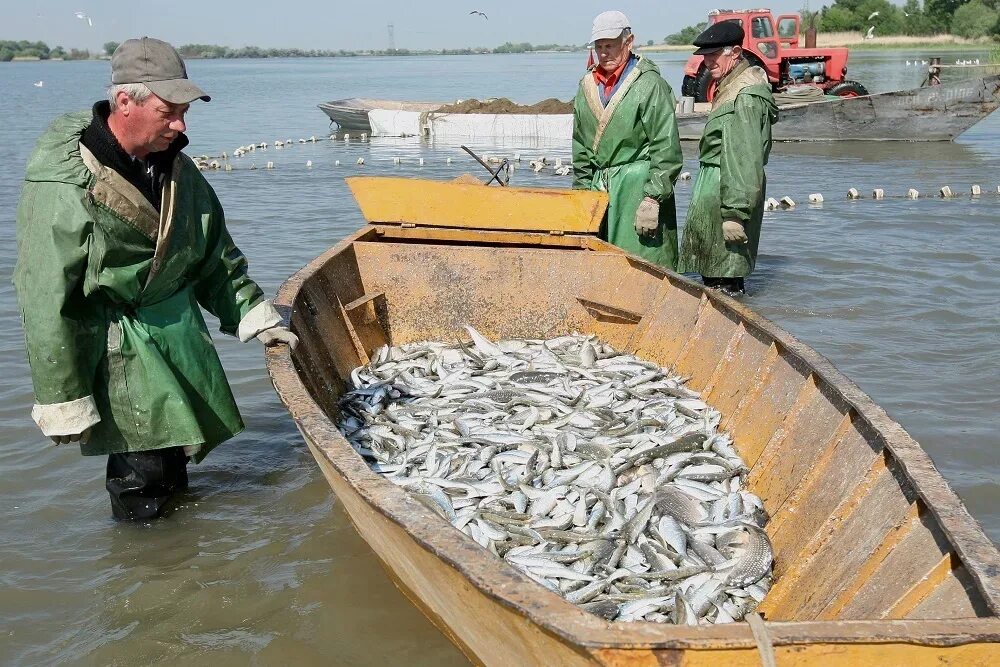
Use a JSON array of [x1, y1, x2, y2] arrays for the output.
[[572, 11, 683, 270], [13, 37, 298, 521]]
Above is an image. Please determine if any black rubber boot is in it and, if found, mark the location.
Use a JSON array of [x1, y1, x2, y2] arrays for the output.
[[106, 447, 189, 521], [702, 276, 745, 295]]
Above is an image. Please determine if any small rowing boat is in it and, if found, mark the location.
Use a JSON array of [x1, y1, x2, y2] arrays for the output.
[[267, 176, 1000, 665]]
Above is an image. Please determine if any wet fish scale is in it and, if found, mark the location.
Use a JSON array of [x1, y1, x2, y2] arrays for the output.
[[338, 326, 772, 625]]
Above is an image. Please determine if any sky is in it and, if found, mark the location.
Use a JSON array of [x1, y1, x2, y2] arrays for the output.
[[3, 1, 814, 52]]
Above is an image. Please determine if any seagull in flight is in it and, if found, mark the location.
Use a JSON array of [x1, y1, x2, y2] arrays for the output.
[[469, 10, 488, 20], [864, 25, 875, 40], [74, 11, 93, 27], [867, 11, 880, 20], [34, 80, 44, 87]]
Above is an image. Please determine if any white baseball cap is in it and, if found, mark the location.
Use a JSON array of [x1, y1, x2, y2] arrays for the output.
[[591, 11, 631, 43]]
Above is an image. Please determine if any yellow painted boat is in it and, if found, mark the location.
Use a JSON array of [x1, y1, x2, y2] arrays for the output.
[[266, 176, 1000, 665]]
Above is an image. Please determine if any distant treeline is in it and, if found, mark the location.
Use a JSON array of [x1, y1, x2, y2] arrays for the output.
[[175, 42, 582, 58], [665, 0, 1000, 44], [0, 40, 96, 61], [2, 40, 583, 62]]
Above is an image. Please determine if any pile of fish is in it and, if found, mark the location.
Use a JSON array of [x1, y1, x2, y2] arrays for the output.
[[337, 327, 773, 625]]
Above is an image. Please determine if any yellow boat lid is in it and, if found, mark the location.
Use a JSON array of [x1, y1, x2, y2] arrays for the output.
[[346, 176, 608, 235]]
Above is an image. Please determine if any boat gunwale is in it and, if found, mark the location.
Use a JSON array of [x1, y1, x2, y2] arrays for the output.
[[266, 222, 1000, 649]]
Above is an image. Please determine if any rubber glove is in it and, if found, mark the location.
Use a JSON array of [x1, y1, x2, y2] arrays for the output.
[[634, 197, 660, 238], [51, 427, 92, 446], [722, 219, 748, 243], [257, 326, 299, 350]]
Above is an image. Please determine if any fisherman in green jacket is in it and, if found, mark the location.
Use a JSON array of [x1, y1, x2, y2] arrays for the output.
[[13, 38, 298, 521], [572, 11, 683, 270], [677, 22, 778, 294]]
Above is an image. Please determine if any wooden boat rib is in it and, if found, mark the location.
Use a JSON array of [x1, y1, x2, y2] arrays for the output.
[[266, 177, 1000, 665], [325, 75, 1000, 142]]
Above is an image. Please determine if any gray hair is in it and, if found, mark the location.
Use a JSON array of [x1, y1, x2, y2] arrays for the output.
[[108, 82, 152, 110]]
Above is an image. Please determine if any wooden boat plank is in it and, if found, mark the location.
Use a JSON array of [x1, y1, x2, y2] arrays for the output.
[[701, 325, 773, 420], [725, 348, 813, 468], [749, 376, 850, 510], [777, 461, 919, 618], [575, 257, 668, 352], [817, 503, 923, 620], [347, 176, 608, 234], [630, 285, 704, 369], [762, 423, 882, 587], [910, 565, 994, 619], [838, 508, 954, 619], [672, 302, 742, 394], [592, 642, 1000, 667], [715, 282, 1000, 610]]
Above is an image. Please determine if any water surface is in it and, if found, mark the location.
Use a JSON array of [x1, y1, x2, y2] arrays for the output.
[[1, 51, 997, 665]]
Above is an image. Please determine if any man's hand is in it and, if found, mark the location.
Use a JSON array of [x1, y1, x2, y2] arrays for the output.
[[634, 197, 660, 238], [51, 427, 91, 446], [722, 219, 748, 243], [257, 326, 299, 350]]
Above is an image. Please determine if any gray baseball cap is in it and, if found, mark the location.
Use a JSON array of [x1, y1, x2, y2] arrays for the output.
[[111, 37, 210, 104], [591, 11, 630, 43]]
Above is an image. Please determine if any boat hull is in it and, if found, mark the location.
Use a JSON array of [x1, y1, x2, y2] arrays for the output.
[[679, 74, 1000, 141], [319, 98, 444, 132], [352, 76, 1000, 142], [266, 178, 1000, 665]]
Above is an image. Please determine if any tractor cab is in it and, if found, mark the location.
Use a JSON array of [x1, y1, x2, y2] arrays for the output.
[[680, 8, 868, 103]]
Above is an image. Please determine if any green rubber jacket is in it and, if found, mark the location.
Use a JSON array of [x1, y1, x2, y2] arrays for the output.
[[572, 56, 683, 269], [14, 112, 277, 461], [678, 62, 778, 278]]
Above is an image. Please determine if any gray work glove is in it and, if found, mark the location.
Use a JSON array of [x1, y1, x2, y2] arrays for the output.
[[634, 197, 660, 238], [722, 219, 748, 243], [257, 325, 299, 350], [51, 427, 92, 446]]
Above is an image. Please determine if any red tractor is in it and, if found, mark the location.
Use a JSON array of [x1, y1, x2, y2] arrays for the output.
[[681, 9, 869, 102]]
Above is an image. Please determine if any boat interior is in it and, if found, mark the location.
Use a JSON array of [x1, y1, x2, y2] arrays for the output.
[[272, 177, 998, 634]]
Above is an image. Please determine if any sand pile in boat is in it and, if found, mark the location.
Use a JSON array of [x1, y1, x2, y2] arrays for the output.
[[435, 97, 574, 114]]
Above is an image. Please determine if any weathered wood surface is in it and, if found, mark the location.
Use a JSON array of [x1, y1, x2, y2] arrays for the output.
[[265, 179, 1000, 664], [678, 74, 1000, 141]]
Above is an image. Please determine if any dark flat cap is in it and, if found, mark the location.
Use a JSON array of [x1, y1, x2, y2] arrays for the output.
[[693, 21, 745, 55]]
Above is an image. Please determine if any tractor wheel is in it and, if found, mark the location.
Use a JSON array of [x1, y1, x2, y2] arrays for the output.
[[681, 74, 697, 99], [692, 67, 716, 103], [827, 80, 869, 98]]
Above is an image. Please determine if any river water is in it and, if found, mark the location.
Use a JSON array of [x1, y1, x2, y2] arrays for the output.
[[2, 51, 998, 665]]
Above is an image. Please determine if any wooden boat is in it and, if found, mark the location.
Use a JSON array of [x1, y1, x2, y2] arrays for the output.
[[266, 177, 1000, 665], [318, 98, 445, 132], [678, 73, 1000, 142], [325, 75, 1000, 142]]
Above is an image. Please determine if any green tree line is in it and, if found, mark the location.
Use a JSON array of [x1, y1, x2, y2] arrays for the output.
[[0, 40, 91, 62], [3, 40, 583, 62], [816, 0, 1000, 38], [664, 1, 1000, 43]]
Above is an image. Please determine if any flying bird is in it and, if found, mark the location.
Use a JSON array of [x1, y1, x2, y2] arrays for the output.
[[867, 11, 879, 20], [865, 25, 875, 40], [469, 10, 488, 20], [34, 80, 44, 87], [74, 11, 93, 27]]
